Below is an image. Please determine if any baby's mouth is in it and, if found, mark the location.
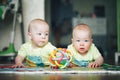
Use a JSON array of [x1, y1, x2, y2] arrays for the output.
[[40, 41, 45, 43], [79, 48, 85, 51]]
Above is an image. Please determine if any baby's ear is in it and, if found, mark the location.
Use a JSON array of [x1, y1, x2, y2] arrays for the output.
[[71, 38, 73, 42], [91, 38, 93, 42], [28, 32, 32, 39]]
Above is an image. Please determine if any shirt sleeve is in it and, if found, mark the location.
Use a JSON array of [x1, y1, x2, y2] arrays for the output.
[[45, 42, 56, 54], [91, 44, 102, 59], [17, 44, 27, 58]]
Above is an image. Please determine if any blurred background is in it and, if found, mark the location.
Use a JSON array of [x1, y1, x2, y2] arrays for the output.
[[0, 0, 119, 65]]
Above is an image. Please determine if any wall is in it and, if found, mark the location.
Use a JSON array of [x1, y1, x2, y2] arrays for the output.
[[22, 0, 45, 42]]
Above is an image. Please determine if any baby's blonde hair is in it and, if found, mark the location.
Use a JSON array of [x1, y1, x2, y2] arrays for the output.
[[28, 19, 49, 32], [73, 23, 92, 38]]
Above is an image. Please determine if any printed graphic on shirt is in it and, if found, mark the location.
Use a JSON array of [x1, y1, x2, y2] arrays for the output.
[[26, 56, 44, 67], [74, 59, 89, 67]]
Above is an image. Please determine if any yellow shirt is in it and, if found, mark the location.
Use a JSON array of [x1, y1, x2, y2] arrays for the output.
[[18, 41, 56, 66], [67, 43, 102, 66]]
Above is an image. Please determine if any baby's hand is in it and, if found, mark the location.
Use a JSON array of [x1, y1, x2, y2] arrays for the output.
[[69, 63, 78, 67], [11, 63, 26, 68], [88, 62, 100, 68]]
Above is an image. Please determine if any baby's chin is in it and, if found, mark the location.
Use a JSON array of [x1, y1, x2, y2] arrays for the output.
[[78, 51, 88, 55], [38, 42, 48, 47]]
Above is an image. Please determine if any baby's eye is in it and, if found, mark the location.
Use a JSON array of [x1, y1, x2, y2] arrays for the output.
[[45, 33, 49, 36], [76, 40, 80, 42], [38, 33, 42, 35], [84, 40, 89, 42]]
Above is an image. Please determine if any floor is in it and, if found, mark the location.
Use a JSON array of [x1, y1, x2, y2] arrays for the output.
[[0, 56, 120, 80], [0, 73, 120, 80]]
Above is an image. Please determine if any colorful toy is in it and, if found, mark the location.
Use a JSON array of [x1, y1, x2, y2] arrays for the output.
[[49, 48, 72, 69]]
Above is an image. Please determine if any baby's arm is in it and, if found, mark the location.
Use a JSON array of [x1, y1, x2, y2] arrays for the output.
[[88, 56, 104, 68], [12, 55, 26, 68]]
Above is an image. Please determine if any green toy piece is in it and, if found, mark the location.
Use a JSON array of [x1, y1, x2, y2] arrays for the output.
[[0, 43, 17, 56]]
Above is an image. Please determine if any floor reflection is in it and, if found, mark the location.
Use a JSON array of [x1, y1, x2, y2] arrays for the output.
[[0, 73, 120, 80]]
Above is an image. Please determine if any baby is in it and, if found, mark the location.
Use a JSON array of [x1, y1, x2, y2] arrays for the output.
[[12, 19, 56, 68], [67, 23, 104, 68]]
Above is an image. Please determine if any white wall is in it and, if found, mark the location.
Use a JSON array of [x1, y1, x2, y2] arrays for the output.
[[22, 0, 45, 42]]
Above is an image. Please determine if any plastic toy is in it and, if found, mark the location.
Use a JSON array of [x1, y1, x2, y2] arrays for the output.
[[49, 48, 72, 69]]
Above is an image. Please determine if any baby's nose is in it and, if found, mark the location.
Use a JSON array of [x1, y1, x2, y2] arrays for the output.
[[41, 34, 46, 39], [80, 42, 84, 46]]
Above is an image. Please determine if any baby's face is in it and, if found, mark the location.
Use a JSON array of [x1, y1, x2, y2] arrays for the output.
[[72, 30, 92, 55], [28, 22, 49, 48]]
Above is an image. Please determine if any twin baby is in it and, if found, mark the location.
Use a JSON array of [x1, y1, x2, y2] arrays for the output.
[[12, 19, 104, 68]]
